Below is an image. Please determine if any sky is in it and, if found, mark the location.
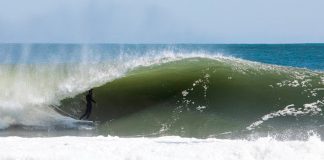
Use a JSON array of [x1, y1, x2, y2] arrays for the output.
[[0, 0, 324, 43]]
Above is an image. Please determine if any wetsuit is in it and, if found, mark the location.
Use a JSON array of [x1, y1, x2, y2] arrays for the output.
[[80, 92, 95, 120]]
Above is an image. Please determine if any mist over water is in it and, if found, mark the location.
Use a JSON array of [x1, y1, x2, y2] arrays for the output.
[[0, 44, 323, 139]]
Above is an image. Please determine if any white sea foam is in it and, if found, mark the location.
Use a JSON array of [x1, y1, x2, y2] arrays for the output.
[[0, 136, 323, 160], [247, 100, 324, 130]]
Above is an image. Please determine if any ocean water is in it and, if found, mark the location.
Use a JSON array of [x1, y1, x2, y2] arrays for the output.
[[0, 44, 324, 159]]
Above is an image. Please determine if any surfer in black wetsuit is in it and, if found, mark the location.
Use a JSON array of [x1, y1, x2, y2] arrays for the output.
[[80, 89, 96, 120]]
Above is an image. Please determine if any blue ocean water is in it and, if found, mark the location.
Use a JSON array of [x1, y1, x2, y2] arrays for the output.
[[1, 44, 323, 70]]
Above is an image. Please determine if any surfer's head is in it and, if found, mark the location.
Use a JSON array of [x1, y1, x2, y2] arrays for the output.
[[89, 89, 93, 94]]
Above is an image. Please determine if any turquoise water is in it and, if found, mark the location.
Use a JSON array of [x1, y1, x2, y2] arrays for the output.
[[1, 44, 323, 70]]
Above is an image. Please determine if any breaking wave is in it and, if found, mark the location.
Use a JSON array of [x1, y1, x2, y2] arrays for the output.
[[0, 51, 323, 138]]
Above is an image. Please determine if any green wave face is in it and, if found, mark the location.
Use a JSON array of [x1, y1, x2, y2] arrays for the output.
[[60, 58, 324, 138]]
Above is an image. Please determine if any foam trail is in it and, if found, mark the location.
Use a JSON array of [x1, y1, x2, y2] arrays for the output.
[[247, 100, 324, 130]]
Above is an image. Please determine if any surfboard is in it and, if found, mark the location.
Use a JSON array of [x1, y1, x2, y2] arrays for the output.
[[74, 120, 100, 126]]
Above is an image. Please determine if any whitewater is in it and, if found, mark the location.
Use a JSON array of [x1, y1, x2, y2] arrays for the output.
[[1, 135, 324, 160], [0, 44, 324, 159]]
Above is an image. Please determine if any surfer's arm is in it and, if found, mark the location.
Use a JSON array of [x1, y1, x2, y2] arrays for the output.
[[92, 99, 96, 103]]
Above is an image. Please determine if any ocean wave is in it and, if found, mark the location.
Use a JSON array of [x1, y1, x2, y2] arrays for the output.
[[0, 52, 323, 138]]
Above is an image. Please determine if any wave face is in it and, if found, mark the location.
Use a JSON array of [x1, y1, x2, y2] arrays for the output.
[[0, 44, 324, 139], [58, 57, 324, 138]]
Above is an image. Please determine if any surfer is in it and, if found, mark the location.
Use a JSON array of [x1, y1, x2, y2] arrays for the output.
[[80, 89, 96, 120]]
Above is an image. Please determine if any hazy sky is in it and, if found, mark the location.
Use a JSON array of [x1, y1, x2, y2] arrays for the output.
[[0, 0, 324, 43]]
